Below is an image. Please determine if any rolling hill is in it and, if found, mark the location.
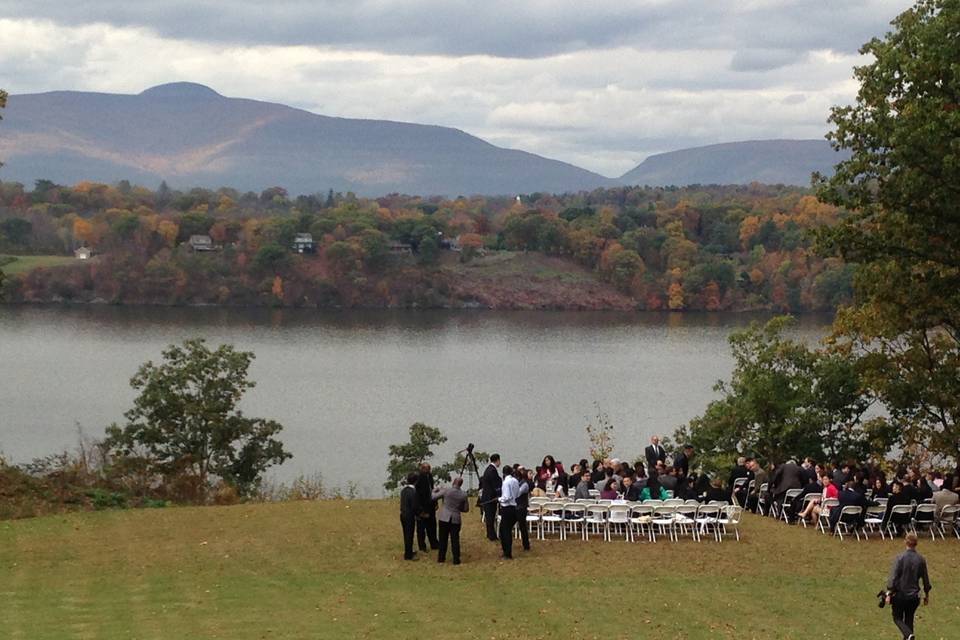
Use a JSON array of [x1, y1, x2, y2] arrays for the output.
[[0, 82, 613, 197], [619, 139, 846, 187]]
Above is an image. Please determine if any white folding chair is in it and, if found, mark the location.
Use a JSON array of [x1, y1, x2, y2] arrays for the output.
[[629, 504, 655, 542], [798, 493, 820, 528], [524, 503, 543, 539], [607, 505, 632, 541], [651, 505, 677, 541], [730, 477, 748, 507], [834, 506, 865, 540], [673, 504, 699, 541], [539, 502, 565, 540], [779, 489, 803, 524], [719, 505, 743, 541], [758, 483, 770, 516], [913, 503, 939, 539], [695, 504, 722, 542], [937, 504, 960, 539], [864, 504, 886, 538], [818, 498, 839, 534], [563, 503, 586, 541], [583, 505, 609, 541]]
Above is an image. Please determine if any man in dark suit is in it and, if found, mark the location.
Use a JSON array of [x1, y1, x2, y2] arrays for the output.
[[771, 459, 805, 513], [399, 472, 419, 560], [480, 454, 502, 541], [728, 457, 753, 505], [415, 462, 439, 551], [830, 480, 869, 531], [882, 481, 913, 535], [644, 436, 666, 474], [674, 445, 694, 479], [432, 476, 469, 564]]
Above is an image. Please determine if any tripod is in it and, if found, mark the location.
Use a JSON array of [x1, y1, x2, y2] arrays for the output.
[[457, 443, 483, 494]]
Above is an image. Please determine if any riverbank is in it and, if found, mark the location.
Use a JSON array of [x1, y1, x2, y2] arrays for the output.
[[2, 500, 957, 639], [1, 249, 844, 312]]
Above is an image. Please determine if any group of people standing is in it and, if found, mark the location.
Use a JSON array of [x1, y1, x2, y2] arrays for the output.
[[399, 463, 469, 563], [400, 439, 706, 564]]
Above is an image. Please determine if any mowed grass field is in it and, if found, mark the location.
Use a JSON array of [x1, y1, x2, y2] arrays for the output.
[[2, 501, 958, 640], [0, 254, 76, 275]]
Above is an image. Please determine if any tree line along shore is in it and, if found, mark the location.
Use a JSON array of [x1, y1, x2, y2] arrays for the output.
[[0, 181, 853, 310]]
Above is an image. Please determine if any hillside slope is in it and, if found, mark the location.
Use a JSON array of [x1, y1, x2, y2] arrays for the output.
[[620, 139, 847, 187], [0, 82, 613, 197]]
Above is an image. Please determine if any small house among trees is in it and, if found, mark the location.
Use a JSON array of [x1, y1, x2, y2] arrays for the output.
[[188, 235, 215, 252], [74, 246, 93, 260], [389, 242, 413, 255], [292, 232, 316, 254]]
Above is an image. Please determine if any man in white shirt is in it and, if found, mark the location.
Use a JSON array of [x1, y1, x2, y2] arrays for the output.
[[498, 465, 528, 559]]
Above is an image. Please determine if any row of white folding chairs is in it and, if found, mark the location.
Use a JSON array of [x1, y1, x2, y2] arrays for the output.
[[520, 502, 742, 543], [529, 497, 729, 509]]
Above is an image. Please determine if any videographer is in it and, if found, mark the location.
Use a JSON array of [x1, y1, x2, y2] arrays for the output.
[[884, 532, 932, 639]]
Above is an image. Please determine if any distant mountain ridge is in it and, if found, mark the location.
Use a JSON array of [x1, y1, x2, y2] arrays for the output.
[[0, 82, 844, 194], [0, 82, 613, 197], [618, 139, 846, 187]]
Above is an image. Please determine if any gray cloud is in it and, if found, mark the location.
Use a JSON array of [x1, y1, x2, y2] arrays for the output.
[[0, 1, 911, 58]]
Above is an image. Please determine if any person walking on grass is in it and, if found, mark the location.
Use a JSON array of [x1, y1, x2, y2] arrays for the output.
[[885, 532, 931, 640]]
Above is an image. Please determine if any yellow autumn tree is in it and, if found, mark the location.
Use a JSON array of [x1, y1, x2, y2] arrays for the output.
[[156, 220, 179, 248], [739, 215, 761, 249], [668, 282, 685, 310], [73, 218, 94, 245], [271, 276, 284, 302]]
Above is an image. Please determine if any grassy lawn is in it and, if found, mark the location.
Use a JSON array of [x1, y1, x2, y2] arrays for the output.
[[2, 501, 958, 639], [0, 254, 76, 275]]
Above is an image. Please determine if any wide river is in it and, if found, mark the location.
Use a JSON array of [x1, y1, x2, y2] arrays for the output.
[[0, 306, 831, 495]]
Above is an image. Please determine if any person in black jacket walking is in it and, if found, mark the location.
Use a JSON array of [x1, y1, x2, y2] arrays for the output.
[[399, 472, 419, 560], [480, 454, 502, 541], [885, 532, 932, 639]]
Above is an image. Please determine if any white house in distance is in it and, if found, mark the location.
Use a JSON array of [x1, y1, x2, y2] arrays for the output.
[[292, 232, 316, 254], [188, 235, 215, 251], [74, 246, 93, 260]]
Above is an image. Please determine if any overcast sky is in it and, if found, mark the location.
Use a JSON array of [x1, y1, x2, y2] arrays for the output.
[[0, 1, 913, 177]]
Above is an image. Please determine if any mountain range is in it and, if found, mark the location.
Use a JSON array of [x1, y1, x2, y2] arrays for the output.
[[0, 83, 845, 196]]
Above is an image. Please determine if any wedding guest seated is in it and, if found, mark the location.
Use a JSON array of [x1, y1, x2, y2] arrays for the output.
[[600, 479, 619, 500], [640, 475, 668, 501], [574, 470, 593, 500], [871, 476, 890, 499], [676, 476, 697, 501], [658, 466, 679, 492], [622, 475, 642, 501], [703, 477, 726, 503], [829, 480, 869, 531], [795, 474, 824, 523], [882, 480, 913, 535]]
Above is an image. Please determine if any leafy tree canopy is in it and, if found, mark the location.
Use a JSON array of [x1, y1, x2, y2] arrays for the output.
[[817, 0, 960, 466], [105, 339, 291, 497], [675, 317, 895, 472]]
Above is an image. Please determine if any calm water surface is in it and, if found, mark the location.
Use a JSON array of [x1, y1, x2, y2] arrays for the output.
[[0, 306, 831, 495]]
